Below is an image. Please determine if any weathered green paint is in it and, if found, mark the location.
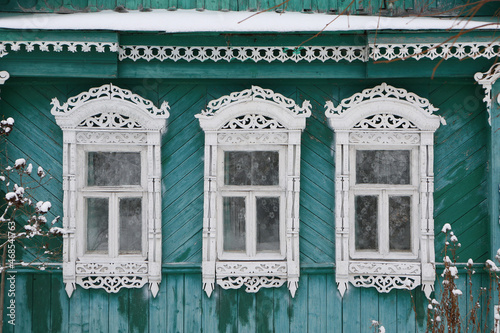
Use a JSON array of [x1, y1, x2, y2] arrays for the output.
[[0, 74, 494, 331], [0, 0, 484, 15]]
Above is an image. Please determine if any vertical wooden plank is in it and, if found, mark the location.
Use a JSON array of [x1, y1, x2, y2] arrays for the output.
[[414, 289, 427, 333], [456, 272, 468, 328], [13, 274, 32, 333], [326, 272, 342, 332], [69, 286, 90, 332], [248, 0, 257, 10], [488, 52, 500, 319], [50, 273, 69, 333], [316, 0, 328, 12], [342, 285, 361, 332], [308, 274, 327, 333], [259, 0, 269, 10], [396, 289, 416, 333], [218, 288, 238, 333], [290, 273, 308, 332], [238, 288, 256, 332], [360, 288, 379, 332], [379, 291, 397, 332], [204, 0, 217, 10], [202, 284, 218, 332], [256, 288, 273, 333], [167, 274, 184, 333], [129, 287, 149, 333], [108, 290, 128, 333], [273, 286, 290, 332], [150, 276, 167, 332], [184, 274, 202, 332], [32, 274, 51, 333], [88, 289, 109, 333], [237, 0, 248, 10], [196, 0, 204, 10]]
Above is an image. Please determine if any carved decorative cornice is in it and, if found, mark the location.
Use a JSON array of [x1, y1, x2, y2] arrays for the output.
[[0, 41, 118, 58], [197, 85, 311, 118], [325, 82, 439, 117], [50, 83, 169, 117], [2, 40, 500, 63]]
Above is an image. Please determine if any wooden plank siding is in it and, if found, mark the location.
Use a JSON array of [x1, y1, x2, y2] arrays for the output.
[[4, 271, 494, 332], [0, 78, 491, 331], [0, 0, 476, 15]]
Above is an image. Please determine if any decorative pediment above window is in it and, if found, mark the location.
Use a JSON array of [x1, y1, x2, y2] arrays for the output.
[[52, 84, 168, 298], [197, 85, 311, 131], [325, 83, 443, 299], [197, 86, 310, 298], [51, 83, 169, 131]]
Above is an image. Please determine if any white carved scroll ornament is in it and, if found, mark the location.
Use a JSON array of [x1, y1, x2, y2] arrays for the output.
[[216, 262, 288, 294], [0, 71, 9, 85], [53, 84, 167, 298], [119, 42, 500, 63], [326, 83, 441, 300], [197, 85, 311, 119], [0, 41, 118, 58], [198, 86, 309, 299], [475, 62, 500, 125]]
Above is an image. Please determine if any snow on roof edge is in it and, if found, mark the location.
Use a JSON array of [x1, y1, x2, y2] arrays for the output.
[[0, 9, 498, 33]]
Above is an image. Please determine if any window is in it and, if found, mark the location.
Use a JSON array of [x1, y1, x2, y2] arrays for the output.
[[81, 149, 145, 256], [51, 84, 169, 297], [325, 83, 443, 298], [197, 86, 311, 297], [219, 148, 285, 260]]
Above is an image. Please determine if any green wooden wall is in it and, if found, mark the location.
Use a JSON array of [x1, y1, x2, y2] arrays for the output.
[[0, 0, 477, 16], [1, 270, 493, 332], [0, 78, 491, 331]]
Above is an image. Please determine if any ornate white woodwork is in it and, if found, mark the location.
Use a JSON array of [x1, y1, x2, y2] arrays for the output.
[[119, 45, 367, 63], [2, 40, 499, 63], [475, 62, 500, 125], [0, 71, 9, 85], [119, 42, 500, 63], [370, 41, 500, 61], [196, 86, 310, 298], [0, 41, 118, 58], [52, 84, 168, 297], [325, 83, 442, 298]]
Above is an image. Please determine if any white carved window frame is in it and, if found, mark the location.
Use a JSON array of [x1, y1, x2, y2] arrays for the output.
[[51, 84, 169, 297], [196, 86, 311, 298], [325, 83, 443, 298]]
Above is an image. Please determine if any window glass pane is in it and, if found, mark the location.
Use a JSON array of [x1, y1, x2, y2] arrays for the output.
[[223, 197, 246, 252], [87, 198, 108, 253], [224, 151, 279, 186], [119, 198, 142, 254], [225, 152, 251, 185], [256, 197, 280, 252], [389, 196, 412, 251], [88, 152, 141, 186], [356, 150, 410, 185], [252, 152, 279, 186], [355, 195, 378, 251]]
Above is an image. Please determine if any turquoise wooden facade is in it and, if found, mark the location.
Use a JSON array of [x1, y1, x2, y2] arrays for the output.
[[0, 1, 499, 331]]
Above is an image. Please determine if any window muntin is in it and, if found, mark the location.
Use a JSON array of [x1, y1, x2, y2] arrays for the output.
[[218, 147, 285, 261], [350, 146, 419, 260], [87, 152, 141, 186], [80, 146, 147, 259]]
